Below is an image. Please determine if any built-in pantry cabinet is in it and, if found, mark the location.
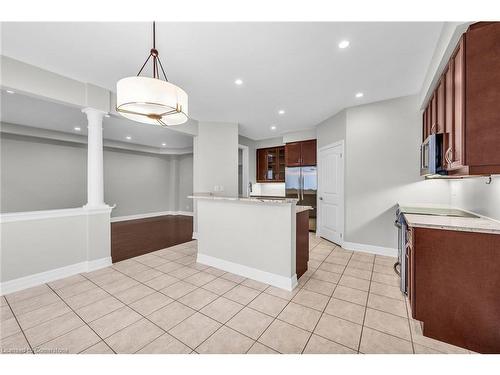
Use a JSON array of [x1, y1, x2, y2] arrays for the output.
[[422, 22, 500, 176]]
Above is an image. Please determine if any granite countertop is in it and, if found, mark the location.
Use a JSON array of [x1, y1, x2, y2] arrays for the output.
[[188, 193, 299, 204], [296, 206, 313, 213], [398, 203, 500, 235]]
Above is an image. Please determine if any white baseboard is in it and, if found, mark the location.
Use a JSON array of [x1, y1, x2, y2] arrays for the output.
[[197, 253, 297, 291], [111, 210, 194, 222], [342, 241, 397, 257], [0, 257, 112, 296], [192, 232, 198, 239]]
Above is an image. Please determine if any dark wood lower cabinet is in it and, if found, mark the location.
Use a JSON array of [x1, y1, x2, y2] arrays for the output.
[[296, 210, 309, 279], [410, 227, 500, 353], [111, 215, 193, 262]]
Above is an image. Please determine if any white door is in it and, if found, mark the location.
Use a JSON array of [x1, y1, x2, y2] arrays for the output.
[[318, 141, 344, 245]]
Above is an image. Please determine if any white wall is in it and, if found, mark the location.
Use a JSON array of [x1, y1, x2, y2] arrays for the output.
[[238, 135, 257, 185], [450, 176, 500, 221], [196, 199, 296, 290], [1, 208, 111, 291], [316, 110, 346, 149], [316, 96, 450, 251], [193, 122, 239, 196], [251, 183, 286, 197], [282, 129, 316, 143], [345, 96, 450, 249]]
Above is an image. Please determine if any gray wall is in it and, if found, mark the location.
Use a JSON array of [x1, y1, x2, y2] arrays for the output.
[[1, 133, 193, 217], [1, 134, 87, 212], [178, 154, 194, 212], [103, 148, 174, 217]]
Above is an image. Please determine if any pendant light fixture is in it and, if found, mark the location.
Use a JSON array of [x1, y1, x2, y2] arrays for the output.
[[116, 22, 188, 126]]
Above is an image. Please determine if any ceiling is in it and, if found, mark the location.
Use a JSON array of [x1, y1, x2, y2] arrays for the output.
[[1, 22, 443, 140], [1, 92, 194, 150]]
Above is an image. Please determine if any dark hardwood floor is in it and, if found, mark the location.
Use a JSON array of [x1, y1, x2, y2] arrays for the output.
[[111, 215, 194, 263]]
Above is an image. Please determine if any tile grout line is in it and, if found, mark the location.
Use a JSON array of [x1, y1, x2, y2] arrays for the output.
[[241, 237, 322, 354], [3, 298, 34, 354], [355, 254, 376, 353], [300, 242, 356, 353], [4, 238, 411, 354], [45, 284, 117, 354], [405, 296, 416, 354], [108, 257, 263, 353]]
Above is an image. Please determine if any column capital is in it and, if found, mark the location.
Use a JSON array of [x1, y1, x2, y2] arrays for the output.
[[82, 107, 107, 120]]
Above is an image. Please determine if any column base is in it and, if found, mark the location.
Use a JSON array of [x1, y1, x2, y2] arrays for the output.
[[82, 204, 114, 214]]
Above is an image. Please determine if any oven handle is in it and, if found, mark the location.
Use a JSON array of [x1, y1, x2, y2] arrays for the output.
[[393, 261, 401, 276]]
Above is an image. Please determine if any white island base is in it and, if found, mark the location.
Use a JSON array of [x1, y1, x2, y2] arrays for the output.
[[191, 195, 308, 291]]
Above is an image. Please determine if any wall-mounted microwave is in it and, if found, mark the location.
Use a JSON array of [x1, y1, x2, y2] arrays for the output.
[[420, 133, 447, 176]]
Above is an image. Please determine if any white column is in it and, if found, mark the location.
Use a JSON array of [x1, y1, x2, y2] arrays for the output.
[[82, 107, 108, 209]]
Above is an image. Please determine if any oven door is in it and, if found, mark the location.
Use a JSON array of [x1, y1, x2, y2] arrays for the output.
[[394, 212, 408, 295]]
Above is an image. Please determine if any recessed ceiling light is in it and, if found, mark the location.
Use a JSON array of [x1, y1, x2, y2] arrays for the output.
[[278, 110, 285, 115], [104, 114, 110, 118], [6, 90, 15, 94], [355, 92, 364, 98], [234, 79, 243, 85], [338, 40, 350, 49], [270, 125, 277, 131], [125, 136, 132, 140], [74, 127, 81, 131], [162, 143, 166, 147]]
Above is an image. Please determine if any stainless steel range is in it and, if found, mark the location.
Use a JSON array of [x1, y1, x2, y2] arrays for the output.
[[394, 205, 479, 295]]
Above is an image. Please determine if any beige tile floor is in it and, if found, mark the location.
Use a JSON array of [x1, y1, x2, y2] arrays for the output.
[[0, 234, 474, 354]]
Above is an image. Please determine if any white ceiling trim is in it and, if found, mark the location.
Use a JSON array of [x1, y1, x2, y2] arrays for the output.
[[0, 122, 193, 155]]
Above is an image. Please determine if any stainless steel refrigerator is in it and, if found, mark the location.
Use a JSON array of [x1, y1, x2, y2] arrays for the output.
[[285, 166, 317, 231]]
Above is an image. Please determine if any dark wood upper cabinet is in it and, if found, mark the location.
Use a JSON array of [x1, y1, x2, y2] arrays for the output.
[[449, 37, 466, 170], [285, 142, 302, 167], [436, 78, 446, 134], [300, 140, 317, 166], [430, 93, 437, 134], [257, 148, 267, 181], [422, 22, 500, 176], [256, 146, 285, 183], [285, 139, 317, 167], [465, 22, 500, 168]]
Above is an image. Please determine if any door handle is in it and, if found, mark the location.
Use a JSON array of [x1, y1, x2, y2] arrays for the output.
[[319, 197, 323, 200]]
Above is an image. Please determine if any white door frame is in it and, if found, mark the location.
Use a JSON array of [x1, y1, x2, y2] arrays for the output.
[[317, 140, 345, 246], [238, 144, 249, 197]]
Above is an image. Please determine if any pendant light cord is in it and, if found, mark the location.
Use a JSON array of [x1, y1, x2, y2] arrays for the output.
[[136, 21, 169, 82]]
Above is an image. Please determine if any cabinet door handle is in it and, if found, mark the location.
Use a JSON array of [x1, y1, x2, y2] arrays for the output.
[[445, 147, 452, 165]]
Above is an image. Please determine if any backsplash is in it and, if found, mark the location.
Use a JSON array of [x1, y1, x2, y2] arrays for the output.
[[251, 182, 286, 197], [450, 176, 500, 221]]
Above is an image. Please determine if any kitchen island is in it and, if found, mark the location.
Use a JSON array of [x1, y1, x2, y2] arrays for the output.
[[189, 194, 311, 290]]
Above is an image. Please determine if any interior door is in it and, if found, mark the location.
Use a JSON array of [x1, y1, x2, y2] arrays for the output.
[[318, 142, 344, 245]]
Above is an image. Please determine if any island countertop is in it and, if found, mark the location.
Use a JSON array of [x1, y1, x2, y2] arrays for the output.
[[188, 193, 298, 204], [189, 193, 313, 213]]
